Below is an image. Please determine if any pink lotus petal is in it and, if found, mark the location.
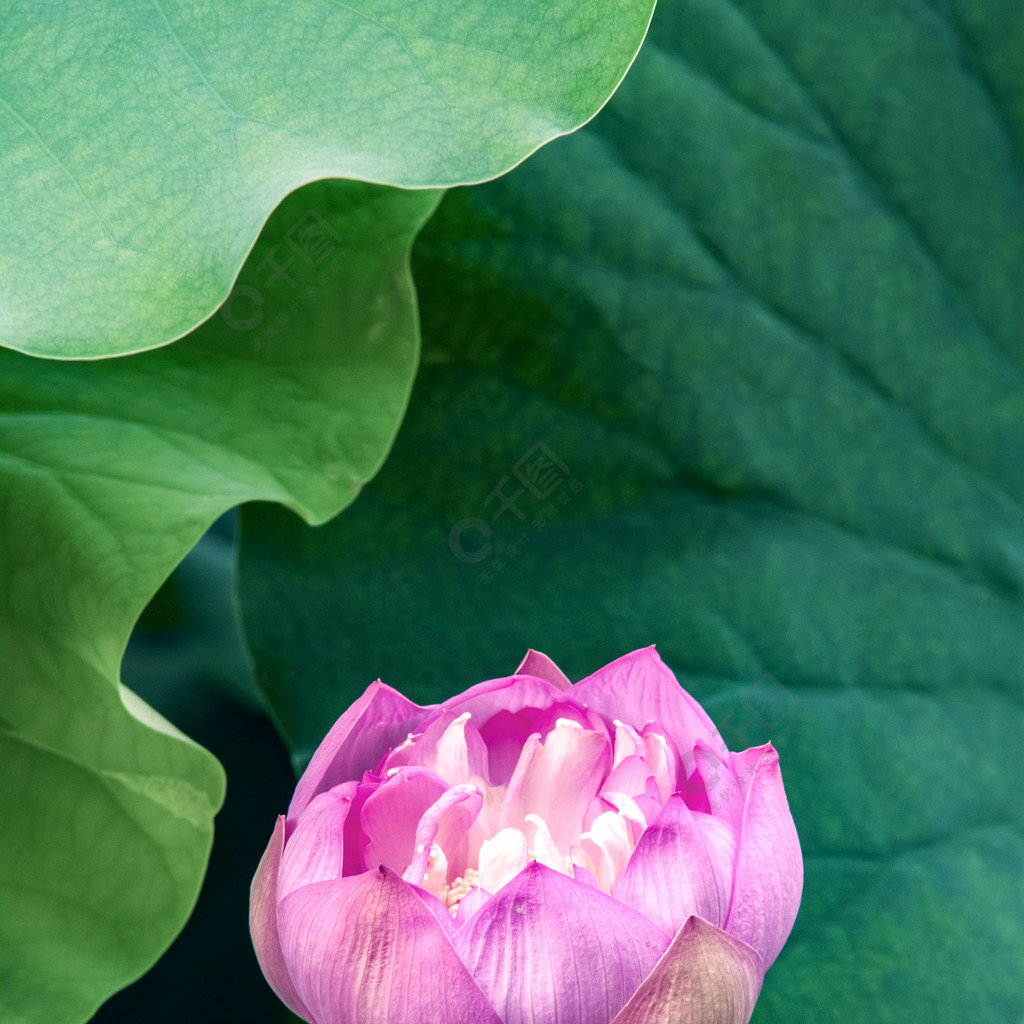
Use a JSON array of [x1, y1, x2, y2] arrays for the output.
[[515, 650, 573, 689], [288, 682, 427, 825], [686, 741, 744, 828], [497, 732, 541, 830], [615, 796, 736, 936], [598, 791, 650, 845], [603, 754, 656, 802], [454, 883, 493, 926], [640, 726, 679, 803], [611, 719, 645, 764], [504, 718, 612, 854], [453, 861, 669, 1024], [440, 673, 571, 723], [479, 698, 601, 786], [360, 767, 448, 874], [477, 826, 529, 895], [411, 884, 459, 938], [278, 783, 359, 900], [579, 810, 634, 893], [380, 709, 491, 788], [249, 816, 314, 1023], [402, 784, 485, 892], [573, 647, 729, 761], [277, 868, 503, 1024], [525, 813, 566, 874], [724, 745, 803, 969], [609, 916, 764, 1024]]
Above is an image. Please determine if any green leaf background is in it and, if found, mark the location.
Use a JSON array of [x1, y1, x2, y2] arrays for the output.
[[236, 1, 1024, 1022], [0, 0, 653, 358]]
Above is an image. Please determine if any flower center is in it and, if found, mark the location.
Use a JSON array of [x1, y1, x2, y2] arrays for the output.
[[440, 868, 480, 911], [390, 713, 668, 910]]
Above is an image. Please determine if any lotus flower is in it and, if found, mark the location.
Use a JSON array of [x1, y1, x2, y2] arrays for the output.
[[251, 647, 802, 1024]]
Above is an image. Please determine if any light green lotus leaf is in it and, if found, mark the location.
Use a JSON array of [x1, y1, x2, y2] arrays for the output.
[[0, 179, 440, 1023], [0, 0, 653, 357]]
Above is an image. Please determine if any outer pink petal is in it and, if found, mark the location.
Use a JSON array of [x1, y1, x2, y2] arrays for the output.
[[411, 884, 459, 938], [438, 672, 593, 735], [724, 745, 803, 969], [453, 861, 669, 1024], [278, 783, 358, 900], [609, 917, 764, 1024], [277, 868, 503, 1024], [288, 682, 428, 824], [572, 647, 729, 761], [515, 650, 572, 690], [249, 816, 315, 1023], [615, 795, 736, 936]]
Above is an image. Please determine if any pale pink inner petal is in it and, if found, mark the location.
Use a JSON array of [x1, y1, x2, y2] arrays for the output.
[[433, 713, 490, 786], [604, 754, 655, 800], [641, 727, 678, 803], [402, 783, 484, 894], [503, 718, 612, 854], [605, 722, 677, 809], [599, 791, 651, 844], [579, 809, 635, 892], [380, 710, 490, 789], [525, 813, 568, 875], [612, 719, 645, 765], [477, 826, 529, 894], [495, 732, 541, 833], [414, 837, 449, 896], [360, 767, 448, 874]]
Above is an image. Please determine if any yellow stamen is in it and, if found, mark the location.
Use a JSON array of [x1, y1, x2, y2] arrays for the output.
[[440, 868, 480, 914]]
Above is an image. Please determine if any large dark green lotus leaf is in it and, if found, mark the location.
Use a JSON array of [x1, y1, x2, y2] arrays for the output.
[[0, 0, 653, 358], [238, 1, 1024, 1021], [0, 179, 439, 1023]]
